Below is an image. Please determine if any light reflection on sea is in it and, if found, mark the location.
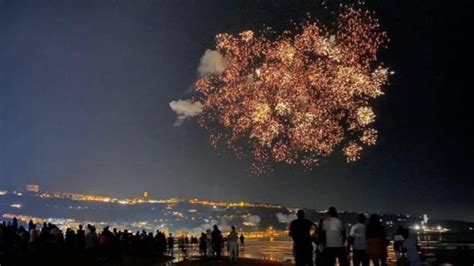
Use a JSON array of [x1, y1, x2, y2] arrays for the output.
[[240, 240, 294, 263], [168, 238, 474, 265], [168, 240, 295, 264]]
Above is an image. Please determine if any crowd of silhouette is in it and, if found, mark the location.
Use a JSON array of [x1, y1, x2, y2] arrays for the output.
[[0, 217, 245, 266], [289, 207, 421, 266]]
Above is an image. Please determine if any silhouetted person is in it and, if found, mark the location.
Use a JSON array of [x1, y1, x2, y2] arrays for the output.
[[393, 225, 404, 260], [99, 226, 114, 260], [199, 232, 207, 256], [240, 233, 245, 246], [12, 217, 18, 231], [85, 225, 99, 258], [111, 228, 121, 258], [76, 224, 85, 251], [178, 235, 187, 258], [321, 207, 349, 266], [366, 214, 387, 266], [65, 228, 76, 249], [122, 229, 130, 252], [167, 233, 174, 255], [185, 235, 190, 249], [48, 224, 63, 247], [211, 225, 223, 259], [228, 226, 239, 261], [17, 226, 28, 252], [289, 210, 315, 266], [28, 220, 34, 232], [157, 230, 167, 255], [350, 213, 369, 266]]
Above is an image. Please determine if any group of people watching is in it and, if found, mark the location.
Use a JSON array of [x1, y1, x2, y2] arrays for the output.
[[289, 207, 421, 266], [0, 217, 245, 265], [2, 208, 423, 266], [0, 217, 173, 262], [196, 225, 244, 262]]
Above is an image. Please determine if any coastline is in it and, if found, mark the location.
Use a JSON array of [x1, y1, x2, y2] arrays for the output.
[[174, 257, 293, 266]]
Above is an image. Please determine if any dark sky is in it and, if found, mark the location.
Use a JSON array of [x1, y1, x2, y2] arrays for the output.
[[1, 0, 473, 221]]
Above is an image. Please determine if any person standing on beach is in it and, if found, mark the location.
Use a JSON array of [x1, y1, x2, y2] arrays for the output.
[[366, 214, 388, 266], [211, 225, 223, 259], [402, 229, 421, 266], [393, 225, 405, 260], [321, 207, 349, 266], [167, 233, 174, 255], [76, 224, 85, 251], [85, 225, 99, 258], [349, 213, 369, 266], [289, 210, 315, 266], [206, 229, 213, 257], [199, 232, 207, 256], [227, 226, 239, 261]]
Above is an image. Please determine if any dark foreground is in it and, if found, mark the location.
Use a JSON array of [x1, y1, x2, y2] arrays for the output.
[[0, 253, 293, 266], [429, 247, 474, 265], [0, 251, 173, 266]]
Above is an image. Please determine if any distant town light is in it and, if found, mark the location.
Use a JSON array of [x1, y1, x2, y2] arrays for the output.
[[11, 204, 22, 209], [26, 184, 40, 193]]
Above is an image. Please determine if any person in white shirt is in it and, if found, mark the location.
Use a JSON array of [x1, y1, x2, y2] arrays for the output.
[[402, 229, 421, 266], [205, 229, 213, 257], [227, 226, 239, 261], [349, 214, 369, 266], [321, 207, 349, 266]]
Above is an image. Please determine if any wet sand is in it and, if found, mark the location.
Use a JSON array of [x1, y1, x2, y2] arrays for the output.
[[175, 257, 293, 266]]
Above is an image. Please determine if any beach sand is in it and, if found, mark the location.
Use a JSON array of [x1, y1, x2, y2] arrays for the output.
[[175, 256, 293, 266]]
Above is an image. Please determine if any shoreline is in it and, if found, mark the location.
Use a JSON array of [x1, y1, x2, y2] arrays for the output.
[[174, 256, 293, 266]]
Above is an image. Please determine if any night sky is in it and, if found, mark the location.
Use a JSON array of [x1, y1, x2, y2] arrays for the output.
[[1, 0, 473, 221]]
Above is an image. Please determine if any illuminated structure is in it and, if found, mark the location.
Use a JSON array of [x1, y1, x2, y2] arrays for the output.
[[26, 184, 39, 193]]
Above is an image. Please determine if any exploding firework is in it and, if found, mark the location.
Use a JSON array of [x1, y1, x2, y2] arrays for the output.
[[194, 4, 391, 174]]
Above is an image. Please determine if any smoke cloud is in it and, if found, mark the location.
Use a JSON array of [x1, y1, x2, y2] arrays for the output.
[[275, 212, 297, 224], [198, 49, 227, 76], [242, 214, 261, 227], [169, 99, 203, 127], [168, 50, 226, 126]]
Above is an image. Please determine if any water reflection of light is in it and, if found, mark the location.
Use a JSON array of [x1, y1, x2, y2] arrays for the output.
[[167, 240, 404, 264]]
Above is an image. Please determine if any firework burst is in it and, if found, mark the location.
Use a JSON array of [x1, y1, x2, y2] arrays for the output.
[[194, 4, 391, 174]]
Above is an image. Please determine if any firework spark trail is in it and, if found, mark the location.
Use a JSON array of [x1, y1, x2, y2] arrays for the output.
[[194, 4, 391, 174]]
